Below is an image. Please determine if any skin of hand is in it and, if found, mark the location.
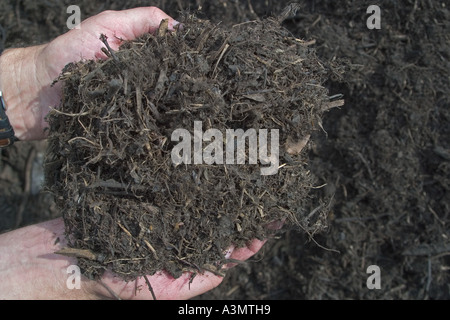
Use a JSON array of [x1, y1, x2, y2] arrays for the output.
[[0, 6, 180, 141], [0, 7, 266, 299], [0, 218, 265, 299]]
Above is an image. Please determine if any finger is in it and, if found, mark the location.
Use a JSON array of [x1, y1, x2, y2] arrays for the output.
[[266, 218, 285, 230], [222, 219, 283, 266], [222, 239, 267, 269], [50, 7, 179, 65], [230, 239, 266, 261], [87, 7, 179, 51], [96, 237, 267, 299], [147, 271, 223, 300], [115, 6, 180, 37], [97, 269, 223, 300]]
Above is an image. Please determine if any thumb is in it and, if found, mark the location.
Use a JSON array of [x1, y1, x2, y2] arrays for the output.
[[89, 6, 180, 46]]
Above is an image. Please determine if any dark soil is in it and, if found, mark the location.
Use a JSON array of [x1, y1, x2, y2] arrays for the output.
[[1, 0, 449, 299], [45, 14, 336, 279]]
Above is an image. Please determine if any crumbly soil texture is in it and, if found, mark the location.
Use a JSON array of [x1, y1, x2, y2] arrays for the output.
[[45, 16, 336, 279]]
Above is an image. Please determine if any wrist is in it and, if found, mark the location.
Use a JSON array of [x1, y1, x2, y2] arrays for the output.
[[0, 45, 52, 141]]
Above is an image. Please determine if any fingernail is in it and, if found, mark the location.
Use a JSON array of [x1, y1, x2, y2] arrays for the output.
[[224, 245, 235, 259], [172, 20, 184, 31]]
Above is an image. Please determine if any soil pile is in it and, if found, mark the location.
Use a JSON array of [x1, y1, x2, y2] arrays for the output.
[[45, 15, 340, 279]]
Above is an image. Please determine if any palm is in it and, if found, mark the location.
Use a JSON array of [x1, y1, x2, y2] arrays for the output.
[[96, 239, 265, 299]]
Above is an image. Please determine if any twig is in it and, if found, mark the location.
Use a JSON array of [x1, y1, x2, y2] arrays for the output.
[[55, 247, 99, 261], [100, 34, 119, 62], [117, 221, 133, 239], [68, 137, 101, 148], [321, 99, 345, 112], [213, 43, 230, 77], [143, 239, 159, 260], [247, 0, 260, 21], [50, 107, 90, 117], [277, 206, 340, 254], [143, 275, 157, 300]]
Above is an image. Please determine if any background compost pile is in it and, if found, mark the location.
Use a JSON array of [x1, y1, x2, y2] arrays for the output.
[[45, 15, 336, 279]]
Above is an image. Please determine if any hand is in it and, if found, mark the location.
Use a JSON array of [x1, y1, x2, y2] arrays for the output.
[[0, 218, 264, 299], [0, 7, 266, 299], [97, 238, 266, 300], [0, 7, 179, 141]]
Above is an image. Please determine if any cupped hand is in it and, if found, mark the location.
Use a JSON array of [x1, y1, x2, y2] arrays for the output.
[[92, 239, 265, 299], [0, 217, 265, 299], [38, 7, 180, 140], [0, 7, 267, 299], [39, 8, 263, 299], [1, 7, 179, 141]]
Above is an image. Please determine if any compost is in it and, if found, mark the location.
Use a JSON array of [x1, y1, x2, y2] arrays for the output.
[[45, 15, 338, 279]]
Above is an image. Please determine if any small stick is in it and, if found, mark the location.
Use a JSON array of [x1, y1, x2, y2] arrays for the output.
[[50, 107, 90, 117], [143, 239, 159, 260], [100, 34, 119, 62], [321, 99, 345, 112], [143, 275, 157, 300], [55, 247, 98, 260], [68, 137, 100, 148], [117, 221, 133, 239], [213, 43, 230, 77]]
